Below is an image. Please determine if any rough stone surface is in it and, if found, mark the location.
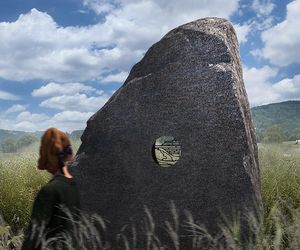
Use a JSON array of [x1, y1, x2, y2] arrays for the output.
[[70, 17, 262, 246]]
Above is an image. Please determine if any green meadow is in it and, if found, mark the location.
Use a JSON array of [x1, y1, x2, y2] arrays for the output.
[[0, 141, 300, 249]]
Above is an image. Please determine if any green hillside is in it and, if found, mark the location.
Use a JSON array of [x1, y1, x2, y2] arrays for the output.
[[251, 101, 300, 141], [0, 129, 83, 152], [70, 130, 83, 141], [0, 129, 24, 143], [0, 101, 299, 146]]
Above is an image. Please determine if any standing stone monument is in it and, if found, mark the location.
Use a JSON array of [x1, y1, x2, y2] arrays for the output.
[[70, 17, 262, 247]]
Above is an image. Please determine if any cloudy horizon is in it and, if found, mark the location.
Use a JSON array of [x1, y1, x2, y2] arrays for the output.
[[0, 0, 299, 132]]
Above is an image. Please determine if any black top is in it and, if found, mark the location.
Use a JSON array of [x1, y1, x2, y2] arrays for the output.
[[21, 175, 81, 250]]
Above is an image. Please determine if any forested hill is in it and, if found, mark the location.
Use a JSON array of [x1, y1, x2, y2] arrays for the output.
[[251, 101, 300, 141], [0, 129, 41, 144], [0, 101, 299, 145], [0, 129, 83, 146]]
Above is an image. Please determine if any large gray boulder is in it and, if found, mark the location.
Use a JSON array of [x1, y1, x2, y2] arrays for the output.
[[70, 17, 262, 247]]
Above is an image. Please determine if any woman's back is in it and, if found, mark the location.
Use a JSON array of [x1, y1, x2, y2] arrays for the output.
[[22, 175, 81, 249], [41, 175, 81, 237]]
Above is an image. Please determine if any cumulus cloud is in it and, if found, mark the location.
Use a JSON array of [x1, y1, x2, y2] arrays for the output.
[[84, 0, 239, 21], [244, 66, 300, 106], [0, 81, 110, 131], [5, 104, 28, 113], [0, 9, 110, 82], [233, 23, 251, 44], [52, 111, 94, 122], [0, 1, 241, 82], [0, 110, 94, 132], [272, 74, 300, 101], [39, 93, 109, 112], [251, 0, 275, 17], [13, 121, 40, 131], [258, 0, 300, 65], [101, 71, 128, 83], [236, 0, 275, 35], [244, 65, 279, 106], [0, 90, 20, 100], [82, 0, 118, 14], [47, 111, 93, 133], [32, 82, 96, 97], [16, 111, 50, 123]]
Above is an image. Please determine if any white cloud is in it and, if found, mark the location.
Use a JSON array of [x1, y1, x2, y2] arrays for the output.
[[101, 71, 128, 83], [254, 16, 274, 30], [32, 82, 96, 97], [236, 1, 275, 36], [5, 104, 28, 113], [83, 0, 117, 14], [85, 0, 239, 21], [251, 0, 275, 17], [244, 66, 300, 106], [49, 111, 93, 131], [243, 65, 279, 106], [52, 111, 94, 122], [233, 23, 251, 44], [259, 0, 300, 66], [39, 93, 109, 112], [272, 74, 300, 101], [0, 110, 93, 132], [0, 9, 108, 82], [16, 111, 50, 123], [96, 90, 104, 95], [0, 90, 20, 100], [0, 1, 240, 82], [250, 49, 263, 59], [14, 121, 38, 131]]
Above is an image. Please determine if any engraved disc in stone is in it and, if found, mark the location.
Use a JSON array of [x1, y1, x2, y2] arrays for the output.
[[154, 136, 181, 167]]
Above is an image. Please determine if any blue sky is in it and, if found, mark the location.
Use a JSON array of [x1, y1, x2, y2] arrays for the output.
[[0, 0, 299, 132]]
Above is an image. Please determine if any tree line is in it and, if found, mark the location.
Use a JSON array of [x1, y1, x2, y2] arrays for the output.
[[1, 134, 38, 153], [0, 131, 81, 153], [256, 124, 300, 143], [0, 126, 298, 153]]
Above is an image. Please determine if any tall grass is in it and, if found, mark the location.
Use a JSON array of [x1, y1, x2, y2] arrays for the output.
[[0, 151, 51, 233], [1, 203, 299, 250], [259, 143, 300, 216], [0, 139, 81, 232], [0, 142, 300, 249]]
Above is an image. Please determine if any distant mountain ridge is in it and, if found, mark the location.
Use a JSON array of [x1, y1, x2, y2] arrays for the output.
[[0, 129, 43, 145], [251, 100, 300, 141], [0, 101, 299, 145], [0, 129, 84, 145], [70, 130, 84, 140]]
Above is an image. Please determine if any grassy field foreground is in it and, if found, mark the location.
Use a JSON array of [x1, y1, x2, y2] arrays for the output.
[[0, 142, 300, 249]]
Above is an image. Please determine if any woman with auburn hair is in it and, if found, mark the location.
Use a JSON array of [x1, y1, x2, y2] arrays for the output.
[[21, 127, 81, 250]]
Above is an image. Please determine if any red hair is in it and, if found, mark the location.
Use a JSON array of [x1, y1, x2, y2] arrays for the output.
[[38, 127, 71, 174]]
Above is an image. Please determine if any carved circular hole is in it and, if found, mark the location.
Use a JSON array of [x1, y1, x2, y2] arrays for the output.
[[153, 136, 181, 167]]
